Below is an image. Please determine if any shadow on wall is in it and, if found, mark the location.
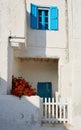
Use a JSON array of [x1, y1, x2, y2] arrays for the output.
[[0, 95, 41, 130], [24, 11, 47, 57], [0, 78, 8, 95], [0, 95, 71, 130], [7, 37, 13, 94]]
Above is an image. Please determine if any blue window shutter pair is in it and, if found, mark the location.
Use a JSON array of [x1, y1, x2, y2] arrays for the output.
[[31, 4, 38, 29], [31, 4, 58, 30], [49, 7, 58, 30]]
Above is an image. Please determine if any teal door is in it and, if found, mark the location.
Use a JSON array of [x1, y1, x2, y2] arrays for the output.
[[37, 82, 52, 101]]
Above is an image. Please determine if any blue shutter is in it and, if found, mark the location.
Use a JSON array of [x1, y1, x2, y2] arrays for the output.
[[37, 82, 52, 102], [49, 7, 58, 30], [31, 4, 38, 29]]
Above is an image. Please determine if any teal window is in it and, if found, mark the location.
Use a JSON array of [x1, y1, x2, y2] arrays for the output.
[[31, 4, 58, 30], [38, 9, 49, 29], [37, 82, 52, 102]]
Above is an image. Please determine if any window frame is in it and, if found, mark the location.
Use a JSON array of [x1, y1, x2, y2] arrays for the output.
[[31, 4, 58, 30], [38, 8, 49, 30]]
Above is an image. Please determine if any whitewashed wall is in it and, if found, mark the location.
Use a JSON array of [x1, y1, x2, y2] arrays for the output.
[[0, 0, 70, 104], [26, 0, 67, 48], [0, 0, 25, 94], [9, 0, 25, 37], [68, 0, 81, 120], [1, 0, 81, 124], [15, 0, 68, 60], [0, 0, 10, 94], [13, 0, 69, 100]]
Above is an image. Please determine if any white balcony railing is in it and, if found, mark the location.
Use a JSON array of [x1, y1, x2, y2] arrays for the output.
[[41, 95, 71, 124]]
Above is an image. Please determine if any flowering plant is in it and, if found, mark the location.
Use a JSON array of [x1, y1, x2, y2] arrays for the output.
[[11, 76, 37, 97]]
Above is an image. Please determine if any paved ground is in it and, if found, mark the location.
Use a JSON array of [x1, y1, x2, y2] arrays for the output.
[[0, 118, 81, 130]]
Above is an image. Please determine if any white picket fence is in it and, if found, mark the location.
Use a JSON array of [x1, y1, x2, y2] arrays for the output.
[[41, 96, 71, 124]]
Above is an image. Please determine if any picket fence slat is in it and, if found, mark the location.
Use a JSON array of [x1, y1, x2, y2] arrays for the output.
[[64, 105, 66, 123], [41, 97, 70, 124]]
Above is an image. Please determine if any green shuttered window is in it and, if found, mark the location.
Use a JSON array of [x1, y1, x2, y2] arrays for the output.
[[31, 4, 58, 30]]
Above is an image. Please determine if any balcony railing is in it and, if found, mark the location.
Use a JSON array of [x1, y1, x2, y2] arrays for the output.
[[41, 94, 71, 124]]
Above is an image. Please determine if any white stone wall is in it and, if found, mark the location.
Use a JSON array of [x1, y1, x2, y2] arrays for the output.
[[26, 0, 67, 48], [9, 0, 25, 37], [0, 0, 71, 99], [15, 0, 68, 60], [0, 0, 10, 94], [13, 0, 69, 100], [68, 0, 81, 120], [0, 0, 25, 94]]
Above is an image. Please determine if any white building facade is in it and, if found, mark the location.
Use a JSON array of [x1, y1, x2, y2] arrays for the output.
[[0, 0, 81, 126]]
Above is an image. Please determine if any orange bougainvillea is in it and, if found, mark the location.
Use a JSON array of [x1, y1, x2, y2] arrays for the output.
[[11, 76, 37, 97]]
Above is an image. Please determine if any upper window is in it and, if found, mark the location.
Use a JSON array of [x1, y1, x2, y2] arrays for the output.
[[38, 9, 49, 30], [30, 4, 58, 30]]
